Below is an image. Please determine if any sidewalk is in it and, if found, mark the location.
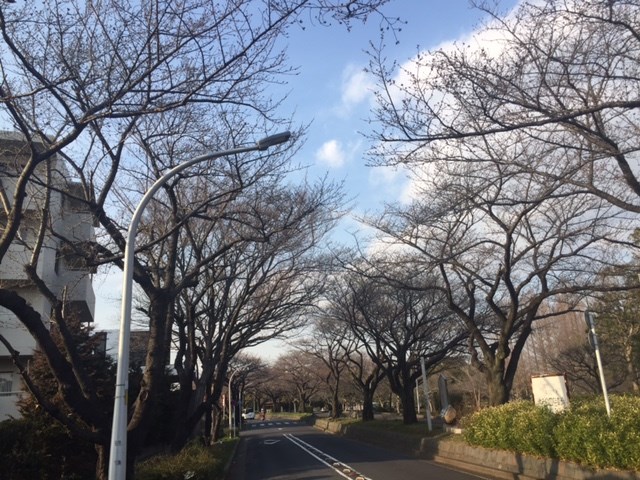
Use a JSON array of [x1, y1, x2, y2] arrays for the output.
[[314, 418, 640, 480]]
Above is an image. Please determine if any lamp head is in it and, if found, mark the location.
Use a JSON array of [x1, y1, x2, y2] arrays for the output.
[[256, 131, 291, 150]]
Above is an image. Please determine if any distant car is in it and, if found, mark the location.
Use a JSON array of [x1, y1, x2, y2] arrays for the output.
[[242, 409, 255, 420]]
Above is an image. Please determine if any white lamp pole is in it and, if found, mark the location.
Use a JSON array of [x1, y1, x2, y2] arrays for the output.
[[108, 132, 291, 480], [585, 311, 611, 417], [228, 370, 237, 439], [420, 357, 432, 432]]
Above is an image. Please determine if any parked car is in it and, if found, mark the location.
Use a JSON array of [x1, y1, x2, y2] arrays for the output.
[[242, 409, 255, 420]]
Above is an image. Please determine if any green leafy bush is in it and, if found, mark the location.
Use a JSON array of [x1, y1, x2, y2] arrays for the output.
[[0, 415, 95, 480], [463, 400, 557, 457], [554, 396, 640, 470], [135, 439, 237, 480], [462, 395, 640, 471]]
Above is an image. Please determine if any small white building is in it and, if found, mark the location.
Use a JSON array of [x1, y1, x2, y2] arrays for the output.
[[0, 132, 95, 420]]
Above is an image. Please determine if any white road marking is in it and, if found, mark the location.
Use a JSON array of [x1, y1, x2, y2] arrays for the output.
[[284, 433, 372, 480], [252, 421, 296, 429]]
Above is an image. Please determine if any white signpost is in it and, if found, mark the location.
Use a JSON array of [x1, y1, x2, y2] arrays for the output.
[[531, 374, 570, 413]]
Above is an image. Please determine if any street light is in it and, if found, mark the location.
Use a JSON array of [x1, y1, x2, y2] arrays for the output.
[[108, 131, 291, 480], [584, 311, 611, 417], [228, 370, 237, 439]]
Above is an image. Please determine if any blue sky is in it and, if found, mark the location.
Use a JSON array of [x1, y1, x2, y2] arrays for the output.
[[95, 0, 519, 334], [275, 0, 518, 244]]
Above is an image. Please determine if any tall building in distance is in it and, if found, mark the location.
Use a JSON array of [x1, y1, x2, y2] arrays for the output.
[[0, 131, 95, 420]]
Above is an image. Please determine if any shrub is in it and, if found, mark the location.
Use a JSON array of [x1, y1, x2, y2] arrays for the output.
[[554, 395, 640, 470], [135, 439, 237, 480], [0, 415, 96, 480], [462, 395, 640, 471], [463, 400, 557, 457]]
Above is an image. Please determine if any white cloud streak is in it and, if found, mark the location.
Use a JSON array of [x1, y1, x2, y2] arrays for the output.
[[316, 139, 346, 168]]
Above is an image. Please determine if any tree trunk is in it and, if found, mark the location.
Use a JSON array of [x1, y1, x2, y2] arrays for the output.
[[211, 405, 224, 442], [331, 388, 342, 418], [170, 380, 195, 452], [95, 443, 108, 480], [171, 403, 206, 452], [361, 388, 375, 422], [127, 295, 173, 471], [486, 370, 509, 406], [624, 343, 640, 393], [399, 382, 417, 424], [204, 404, 212, 444]]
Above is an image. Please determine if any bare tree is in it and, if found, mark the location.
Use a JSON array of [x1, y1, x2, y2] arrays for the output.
[[272, 350, 323, 413], [170, 177, 343, 443], [344, 344, 385, 421], [368, 133, 636, 404], [299, 315, 356, 418], [0, 0, 392, 477], [260, 365, 290, 414], [228, 353, 268, 421], [446, 363, 489, 413], [588, 270, 640, 393], [369, 0, 640, 214], [364, 0, 640, 407], [548, 343, 625, 395], [321, 269, 385, 421], [238, 356, 271, 416], [329, 263, 465, 423]]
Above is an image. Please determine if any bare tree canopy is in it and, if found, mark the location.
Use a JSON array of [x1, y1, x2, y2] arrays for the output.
[[326, 262, 466, 423], [369, 0, 640, 213], [0, 0, 392, 478], [169, 175, 343, 445], [363, 0, 640, 405], [366, 130, 637, 404]]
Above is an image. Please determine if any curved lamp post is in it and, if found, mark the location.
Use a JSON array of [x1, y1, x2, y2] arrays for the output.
[[108, 131, 291, 480], [228, 369, 237, 439]]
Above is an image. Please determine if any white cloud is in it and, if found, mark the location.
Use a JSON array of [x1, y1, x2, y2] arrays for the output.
[[316, 139, 346, 168], [367, 164, 417, 206], [368, 164, 403, 187], [369, 4, 525, 203], [341, 64, 375, 106], [331, 64, 376, 117], [385, 3, 521, 118]]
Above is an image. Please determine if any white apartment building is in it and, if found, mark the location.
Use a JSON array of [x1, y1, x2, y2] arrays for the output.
[[0, 132, 95, 420]]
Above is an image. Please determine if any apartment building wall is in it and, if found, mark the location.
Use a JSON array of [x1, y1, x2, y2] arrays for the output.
[[0, 132, 96, 421]]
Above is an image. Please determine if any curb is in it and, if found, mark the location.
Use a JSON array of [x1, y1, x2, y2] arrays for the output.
[[222, 438, 241, 480]]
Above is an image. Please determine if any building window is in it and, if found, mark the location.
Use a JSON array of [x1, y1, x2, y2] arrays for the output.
[[0, 372, 13, 395]]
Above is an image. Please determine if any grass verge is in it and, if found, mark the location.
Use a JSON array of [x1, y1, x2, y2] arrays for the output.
[[325, 417, 444, 437], [267, 412, 314, 422]]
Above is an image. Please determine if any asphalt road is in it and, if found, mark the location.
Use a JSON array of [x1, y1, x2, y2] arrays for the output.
[[226, 420, 491, 480]]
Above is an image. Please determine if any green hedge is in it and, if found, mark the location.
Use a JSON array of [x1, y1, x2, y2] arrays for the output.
[[135, 439, 237, 480], [554, 396, 640, 470], [0, 415, 96, 480], [462, 395, 640, 471], [462, 400, 557, 457]]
